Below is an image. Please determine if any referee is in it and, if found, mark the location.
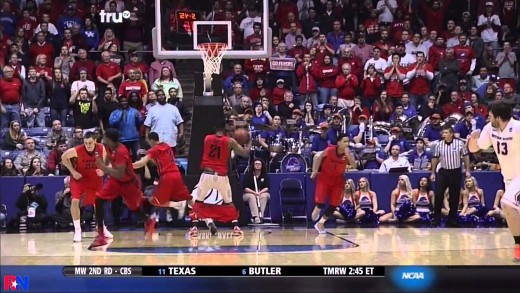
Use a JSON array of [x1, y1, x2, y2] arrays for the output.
[[430, 125, 471, 227]]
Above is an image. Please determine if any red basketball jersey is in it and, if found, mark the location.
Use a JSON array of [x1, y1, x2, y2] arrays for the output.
[[74, 143, 104, 182], [200, 134, 230, 174], [320, 146, 349, 179], [147, 142, 179, 175], [107, 144, 137, 182]]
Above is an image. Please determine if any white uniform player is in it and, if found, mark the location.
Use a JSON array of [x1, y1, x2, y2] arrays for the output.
[[469, 100, 520, 261], [476, 119, 520, 206]]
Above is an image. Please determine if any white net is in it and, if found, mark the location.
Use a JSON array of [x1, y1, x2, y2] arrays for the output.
[[197, 43, 227, 96], [197, 43, 228, 75]]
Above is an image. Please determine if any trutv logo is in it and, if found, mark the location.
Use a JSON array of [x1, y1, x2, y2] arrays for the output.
[[99, 10, 131, 23], [2, 275, 29, 291]]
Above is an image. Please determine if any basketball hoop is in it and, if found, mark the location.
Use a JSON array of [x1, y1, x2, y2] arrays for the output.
[[197, 42, 228, 96]]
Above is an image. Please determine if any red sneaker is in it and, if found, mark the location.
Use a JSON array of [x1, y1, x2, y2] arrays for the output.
[[144, 214, 156, 238], [514, 245, 520, 262], [88, 230, 108, 250]]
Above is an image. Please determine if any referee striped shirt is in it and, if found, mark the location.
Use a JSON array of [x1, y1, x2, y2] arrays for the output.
[[433, 139, 468, 170]]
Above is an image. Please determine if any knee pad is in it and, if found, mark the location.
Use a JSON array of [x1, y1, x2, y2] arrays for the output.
[[324, 206, 337, 217]]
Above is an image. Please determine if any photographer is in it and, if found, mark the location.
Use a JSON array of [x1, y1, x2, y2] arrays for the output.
[[52, 177, 93, 230], [13, 183, 49, 231]]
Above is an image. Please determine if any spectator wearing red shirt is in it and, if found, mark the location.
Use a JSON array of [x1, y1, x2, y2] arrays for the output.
[[123, 52, 149, 80], [364, 9, 380, 43], [295, 53, 318, 106], [35, 54, 53, 82], [288, 35, 309, 64], [96, 50, 122, 101], [351, 97, 370, 125], [452, 35, 476, 76], [275, 0, 299, 30], [311, 55, 338, 104], [405, 51, 434, 108], [271, 80, 287, 106], [372, 91, 394, 122], [335, 63, 359, 104], [337, 47, 363, 78], [441, 20, 456, 41], [441, 91, 463, 117], [28, 32, 54, 66], [427, 36, 446, 71], [70, 48, 95, 81], [17, 9, 37, 40], [118, 69, 147, 107], [244, 23, 263, 49], [470, 93, 488, 117], [248, 77, 270, 102], [351, 34, 373, 66], [0, 66, 23, 128], [360, 64, 381, 108], [373, 29, 393, 60], [384, 54, 407, 103], [243, 57, 268, 82], [457, 80, 472, 101], [419, 0, 452, 34], [312, 34, 334, 63]]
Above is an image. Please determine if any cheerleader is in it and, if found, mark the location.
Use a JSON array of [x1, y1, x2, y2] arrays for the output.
[[487, 189, 506, 221], [333, 179, 357, 222], [380, 175, 420, 223], [460, 176, 486, 217], [355, 177, 386, 222], [413, 177, 435, 222]]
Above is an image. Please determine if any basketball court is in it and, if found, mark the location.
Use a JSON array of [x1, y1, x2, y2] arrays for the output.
[[1, 227, 517, 266]]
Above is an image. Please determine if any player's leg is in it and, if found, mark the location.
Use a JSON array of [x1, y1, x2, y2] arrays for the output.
[[220, 176, 241, 236], [315, 182, 343, 234], [69, 183, 83, 242], [312, 176, 327, 221], [89, 180, 120, 250], [120, 180, 156, 238], [189, 174, 213, 236], [500, 179, 520, 261]]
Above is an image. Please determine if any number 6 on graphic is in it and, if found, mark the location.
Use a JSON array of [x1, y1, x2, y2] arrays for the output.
[[497, 141, 508, 155]]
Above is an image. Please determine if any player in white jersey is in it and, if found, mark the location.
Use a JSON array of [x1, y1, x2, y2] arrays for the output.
[[468, 100, 520, 261]]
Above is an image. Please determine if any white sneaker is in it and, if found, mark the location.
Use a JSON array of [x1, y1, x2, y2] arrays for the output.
[[103, 226, 114, 239], [314, 222, 326, 234], [166, 209, 173, 222], [73, 230, 82, 242]]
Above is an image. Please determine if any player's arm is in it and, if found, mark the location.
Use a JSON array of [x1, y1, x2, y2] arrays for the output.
[[133, 155, 150, 169], [468, 123, 492, 153], [61, 147, 79, 175], [96, 157, 125, 179], [229, 137, 251, 158], [311, 151, 327, 178]]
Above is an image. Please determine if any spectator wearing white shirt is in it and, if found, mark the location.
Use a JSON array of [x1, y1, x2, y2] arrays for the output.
[[70, 68, 96, 99], [376, 0, 397, 25], [364, 46, 388, 75], [34, 15, 59, 36], [239, 7, 261, 40], [379, 144, 411, 173], [405, 33, 427, 59], [422, 30, 437, 54], [446, 26, 462, 48], [477, 2, 501, 56], [144, 89, 184, 149]]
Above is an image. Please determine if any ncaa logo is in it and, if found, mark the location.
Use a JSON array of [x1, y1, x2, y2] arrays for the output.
[[390, 267, 434, 292]]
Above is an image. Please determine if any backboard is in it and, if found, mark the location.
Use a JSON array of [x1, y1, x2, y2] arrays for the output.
[[153, 0, 271, 59]]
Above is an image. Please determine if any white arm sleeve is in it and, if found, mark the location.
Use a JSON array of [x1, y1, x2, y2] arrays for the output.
[[477, 123, 493, 150]]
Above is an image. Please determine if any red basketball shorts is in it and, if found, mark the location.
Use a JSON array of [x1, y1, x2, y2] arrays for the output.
[[189, 201, 238, 223], [150, 172, 192, 206], [314, 175, 344, 207], [70, 179, 102, 206], [97, 178, 143, 211]]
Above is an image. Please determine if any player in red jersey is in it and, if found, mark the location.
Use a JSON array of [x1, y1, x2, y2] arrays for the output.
[[189, 121, 251, 237], [132, 132, 191, 218], [88, 128, 155, 250], [310, 134, 356, 234], [61, 132, 112, 242]]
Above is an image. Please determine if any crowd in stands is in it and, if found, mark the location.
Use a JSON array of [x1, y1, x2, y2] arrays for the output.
[[1, 0, 520, 177]]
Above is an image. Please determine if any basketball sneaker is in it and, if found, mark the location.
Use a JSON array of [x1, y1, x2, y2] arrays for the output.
[[188, 226, 198, 237], [144, 213, 157, 237], [233, 226, 243, 236], [88, 228, 108, 250], [95, 226, 114, 239], [73, 230, 81, 242], [514, 244, 520, 262], [314, 222, 326, 234], [176, 201, 187, 220], [207, 221, 218, 236]]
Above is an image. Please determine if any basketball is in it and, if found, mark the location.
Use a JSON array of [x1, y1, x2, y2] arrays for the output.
[[233, 128, 249, 145]]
